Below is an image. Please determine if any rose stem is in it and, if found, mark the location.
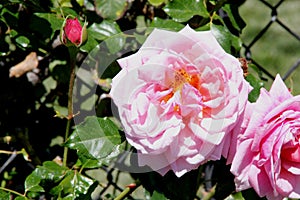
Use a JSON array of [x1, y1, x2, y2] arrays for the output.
[[63, 46, 78, 167]]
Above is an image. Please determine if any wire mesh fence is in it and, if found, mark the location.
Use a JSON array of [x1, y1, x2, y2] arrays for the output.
[[241, 0, 300, 82]]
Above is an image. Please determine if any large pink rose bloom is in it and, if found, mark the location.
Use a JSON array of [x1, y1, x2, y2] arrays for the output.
[[230, 74, 300, 199], [110, 25, 251, 177]]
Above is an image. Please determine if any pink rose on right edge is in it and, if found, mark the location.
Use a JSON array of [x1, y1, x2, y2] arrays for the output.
[[230, 74, 300, 199]]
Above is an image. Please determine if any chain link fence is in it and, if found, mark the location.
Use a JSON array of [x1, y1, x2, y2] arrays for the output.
[[240, 0, 300, 83]]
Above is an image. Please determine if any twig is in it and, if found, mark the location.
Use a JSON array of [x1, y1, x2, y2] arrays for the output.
[[0, 151, 18, 174], [0, 186, 25, 197]]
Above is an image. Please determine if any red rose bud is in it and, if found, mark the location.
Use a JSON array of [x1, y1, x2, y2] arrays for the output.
[[60, 16, 87, 47]]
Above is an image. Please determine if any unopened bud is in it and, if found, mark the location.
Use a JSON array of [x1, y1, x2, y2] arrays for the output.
[[60, 15, 87, 47]]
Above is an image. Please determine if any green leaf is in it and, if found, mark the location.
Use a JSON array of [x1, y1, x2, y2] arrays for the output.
[[150, 191, 168, 200], [230, 192, 245, 200], [105, 34, 126, 54], [88, 21, 125, 53], [14, 197, 28, 200], [9, 29, 18, 37], [148, 0, 166, 6], [78, 141, 125, 169], [231, 35, 242, 53], [163, 0, 209, 22], [77, 181, 98, 200], [75, 156, 103, 169], [210, 23, 242, 54], [80, 34, 98, 53], [34, 13, 64, 33], [29, 161, 68, 187], [53, 7, 78, 18], [222, 4, 246, 33], [15, 35, 30, 48], [25, 161, 68, 195], [25, 172, 45, 193], [195, 23, 210, 31], [1, 8, 19, 29], [95, 0, 128, 20], [66, 116, 124, 163], [134, 32, 147, 45], [74, 173, 95, 196], [30, 15, 52, 39], [0, 190, 10, 200], [88, 21, 121, 40], [150, 17, 185, 31], [50, 171, 94, 198], [246, 74, 264, 103], [210, 23, 232, 54]]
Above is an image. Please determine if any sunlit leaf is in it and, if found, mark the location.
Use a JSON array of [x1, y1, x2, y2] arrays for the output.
[[88, 21, 121, 40], [95, 0, 128, 20], [163, 0, 209, 22], [30, 161, 68, 185], [230, 191, 245, 200], [15, 35, 30, 48], [50, 171, 94, 198], [150, 17, 185, 31], [134, 32, 147, 45], [25, 172, 45, 193], [148, 0, 165, 6], [66, 116, 125, 163], [88, 20, 125, 53], [77, 141, 125, 169]]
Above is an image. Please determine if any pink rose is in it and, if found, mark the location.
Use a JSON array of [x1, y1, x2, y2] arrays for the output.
[[60, 17, 87, 47], [110, 25, 251, 177], [230, 74, 300, 199]]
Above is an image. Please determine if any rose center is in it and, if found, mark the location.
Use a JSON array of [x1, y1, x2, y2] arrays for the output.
[[160, 69, 200, 114], [172, 69, 200, 91]]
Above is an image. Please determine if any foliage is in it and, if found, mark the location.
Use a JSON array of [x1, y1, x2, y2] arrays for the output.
[[0, 0, 267, 199]]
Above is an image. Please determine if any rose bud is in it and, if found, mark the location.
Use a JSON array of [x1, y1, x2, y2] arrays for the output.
[[60, 16, 87, 47]]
